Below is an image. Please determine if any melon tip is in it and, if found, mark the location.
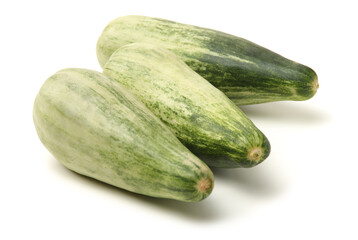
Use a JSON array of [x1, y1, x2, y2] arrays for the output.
[[248, 147, 263, 162], [198, 177, 213, 193], [313, 78, 319, 92]]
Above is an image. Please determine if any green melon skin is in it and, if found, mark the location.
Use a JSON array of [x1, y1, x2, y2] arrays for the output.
[[97, 15, 318, 106], [33, 68, 214, 202], [103, 43, 270, 168]]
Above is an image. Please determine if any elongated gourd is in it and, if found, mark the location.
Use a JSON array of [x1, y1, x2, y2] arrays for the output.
[[33, 68, 214, 202], [103, 43, 270, 168], [97, 15, 318, 105]]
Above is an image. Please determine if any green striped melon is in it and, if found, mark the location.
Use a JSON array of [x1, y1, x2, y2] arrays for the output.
[[33, 68, 214, 202], [97, 15, 318, 105], [103, 43, 270, 168]]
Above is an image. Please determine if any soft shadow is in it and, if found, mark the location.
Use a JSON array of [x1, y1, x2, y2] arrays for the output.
[[47, 156, 222, 222], [239, 102, 332, 125], [211, 163, 288, 199]]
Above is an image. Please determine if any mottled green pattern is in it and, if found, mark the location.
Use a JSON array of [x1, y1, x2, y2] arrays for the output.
[[97, 15, 318, 105], [33, 68, 213, 202], [103, 44, 270, 168]]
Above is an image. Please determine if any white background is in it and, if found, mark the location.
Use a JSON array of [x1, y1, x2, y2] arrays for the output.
[[1, 0, 357, 239]]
